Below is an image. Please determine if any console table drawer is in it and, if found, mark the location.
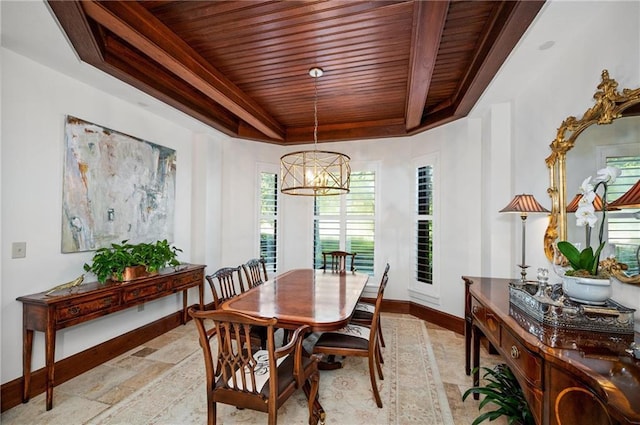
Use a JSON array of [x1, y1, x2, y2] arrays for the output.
[[122, 281, 168, 302], [501, 327, 542, 389], [471, 296, 501, 342], [56, 295, 118, 323], [171, 270, 202, 290]]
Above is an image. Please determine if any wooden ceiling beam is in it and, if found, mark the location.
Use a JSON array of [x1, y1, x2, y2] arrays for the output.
[[452, 0, 545, 115], [405, 1, 449, 131], [80, 0, 285, 141]]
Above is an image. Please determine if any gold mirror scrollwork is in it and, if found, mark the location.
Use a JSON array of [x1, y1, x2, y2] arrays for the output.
[[544, 69, 640, 284]]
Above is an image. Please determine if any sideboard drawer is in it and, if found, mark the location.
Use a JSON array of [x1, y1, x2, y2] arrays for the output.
[[56, 295, 118, 323], [501, 327, 543, 389], [122, 281, 168, 302], [471, 296, 501, 343], [171, 270, 203, 290]]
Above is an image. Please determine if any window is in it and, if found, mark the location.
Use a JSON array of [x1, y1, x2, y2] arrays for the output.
[[260, 172, 278, 274], [606, 156, 640, 274], [416, 166, 434, 284], [313, 171, 375, 274]]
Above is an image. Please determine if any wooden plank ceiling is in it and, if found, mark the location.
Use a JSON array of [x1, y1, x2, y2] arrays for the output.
[[48, 0, 544, 145]]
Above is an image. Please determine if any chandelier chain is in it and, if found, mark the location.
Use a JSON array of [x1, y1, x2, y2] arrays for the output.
[[313, 72, 318, 148]]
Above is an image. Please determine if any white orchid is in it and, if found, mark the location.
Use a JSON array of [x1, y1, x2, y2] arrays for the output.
[[579, 176, 594, 195], [558, 165, 621, 276], [594, 166, 621, 184], [575, 204, 597, 228]]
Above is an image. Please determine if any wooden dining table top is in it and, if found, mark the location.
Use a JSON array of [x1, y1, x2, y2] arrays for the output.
[[221, 268, 369, 332]]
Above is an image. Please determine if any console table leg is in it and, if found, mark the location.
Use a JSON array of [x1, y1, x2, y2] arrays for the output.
[[472, 324, 481, 400], [22, 328, 33, 403], [465, 318, 472, 376], [45, 319, 56, 410], [182, 290, 188, 324]]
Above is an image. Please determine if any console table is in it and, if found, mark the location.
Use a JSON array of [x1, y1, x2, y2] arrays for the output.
[[17, 264, 205, 411], [463, 276, 640, 425]]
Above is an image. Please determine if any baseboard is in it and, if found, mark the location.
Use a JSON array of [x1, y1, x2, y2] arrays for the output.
[[360, 298, 465, 334], [1, 299, 461, 413], [0, 303, 207, 413]]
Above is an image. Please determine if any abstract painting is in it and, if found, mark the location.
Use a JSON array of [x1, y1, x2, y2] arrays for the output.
[[61, 116, 176, 253]]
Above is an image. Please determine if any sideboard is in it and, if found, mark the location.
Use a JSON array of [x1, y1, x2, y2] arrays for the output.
[[463, 276, 640, 425], [17, 263, 205, 411]]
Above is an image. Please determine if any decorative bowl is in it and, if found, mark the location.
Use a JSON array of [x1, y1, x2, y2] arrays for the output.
[[562, 275, 612, 305]]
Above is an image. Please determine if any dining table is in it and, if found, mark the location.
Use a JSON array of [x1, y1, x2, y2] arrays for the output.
[[220, 268, 369, 332], [220, 268, 369, 422]]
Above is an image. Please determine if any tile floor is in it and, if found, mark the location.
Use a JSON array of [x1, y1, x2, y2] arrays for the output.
[[2, 314, 506, 424]]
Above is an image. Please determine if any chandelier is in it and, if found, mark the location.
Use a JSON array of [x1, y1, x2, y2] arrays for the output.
[[280, 67, 351, 196]]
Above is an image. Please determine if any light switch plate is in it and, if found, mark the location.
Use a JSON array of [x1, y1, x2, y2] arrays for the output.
[[12, 242, 26, 259]]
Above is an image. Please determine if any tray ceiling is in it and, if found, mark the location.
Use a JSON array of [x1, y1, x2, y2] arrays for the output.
[[48, 1, 544, 145]]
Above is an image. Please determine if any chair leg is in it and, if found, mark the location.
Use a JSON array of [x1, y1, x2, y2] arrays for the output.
[[368, 352, 383, 408], [376, 342, 384, 377], [268, 403, 277, 425], [303, 374, 325, 425], [378, 320, 386, 347], [209, 400, 216, 425]]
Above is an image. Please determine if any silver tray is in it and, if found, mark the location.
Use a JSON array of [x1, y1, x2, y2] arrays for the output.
[[508, 282, 635, 335]]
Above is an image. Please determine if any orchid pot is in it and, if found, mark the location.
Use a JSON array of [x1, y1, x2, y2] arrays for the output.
[[561, 275, 612, 305]]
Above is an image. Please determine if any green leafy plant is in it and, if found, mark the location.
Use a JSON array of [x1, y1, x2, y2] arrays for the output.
[[83, 240, 182, 283], [462, 364, 534, 425], [556, 241, 604, 277]]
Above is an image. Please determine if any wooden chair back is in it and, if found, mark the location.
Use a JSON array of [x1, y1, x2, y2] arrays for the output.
[[370, 272, 388, 338], [206, 266, 246, 309], [188, 307, 323, 425], [322, 250, 356, 273], [242, 258, 268, 288]]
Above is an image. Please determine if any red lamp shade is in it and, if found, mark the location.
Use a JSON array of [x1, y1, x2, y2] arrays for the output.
[[565, 193, 617, 212], [609, 179, 640, 209], [499, 194, 550, 215]]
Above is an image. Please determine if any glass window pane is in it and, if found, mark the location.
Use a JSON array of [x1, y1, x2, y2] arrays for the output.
[[417, 166, 433, 216], [260, 172, 278, 273], [313, 171, 376, 274], [416, 220, 433, 283], [606, 156, 639, 275]]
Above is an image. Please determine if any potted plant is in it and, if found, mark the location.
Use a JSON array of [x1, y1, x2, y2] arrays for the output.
[[84, 239, 182, 283], [462, 364, 534, 425], [554, 166, 625, 303]]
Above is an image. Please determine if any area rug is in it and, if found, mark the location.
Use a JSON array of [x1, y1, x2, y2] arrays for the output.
[[90, 314, 454, 424]]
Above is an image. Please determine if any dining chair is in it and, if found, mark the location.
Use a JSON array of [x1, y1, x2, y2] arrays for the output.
[[188, 307, 324, 425], [352, 263, 390, 351], [206, 266, 247, 309], [206, 266, 268, 348], [242, 258, 269, 288], [321, 250, 356, 273], [312, 271, 388, 408]]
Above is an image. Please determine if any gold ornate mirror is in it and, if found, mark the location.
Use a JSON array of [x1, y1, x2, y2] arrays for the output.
[[544, 69, 640, 284]]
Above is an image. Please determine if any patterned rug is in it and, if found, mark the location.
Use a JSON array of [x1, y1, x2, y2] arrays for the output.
[[90, 314, 453, 424]]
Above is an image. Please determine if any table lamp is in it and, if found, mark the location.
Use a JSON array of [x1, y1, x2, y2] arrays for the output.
[[500, 194, 550, 282]]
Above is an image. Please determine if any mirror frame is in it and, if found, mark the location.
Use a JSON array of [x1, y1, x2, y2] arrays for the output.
[[545, 70, 640, 284]]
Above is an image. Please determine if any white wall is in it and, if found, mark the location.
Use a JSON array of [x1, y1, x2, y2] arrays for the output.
[[0, 49, 221, 383], [3, 0, 640, 386]]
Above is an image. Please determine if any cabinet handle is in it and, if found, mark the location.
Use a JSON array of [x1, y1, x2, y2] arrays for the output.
[[132, 289, 140, 297], [68, 306, 80, 316], [472, 306, 479, 314], [510, 345, 520, 359], [156, 284, 164, 291]]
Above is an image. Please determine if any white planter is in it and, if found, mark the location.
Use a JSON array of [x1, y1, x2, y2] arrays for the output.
[[562, 275, 612, 305]]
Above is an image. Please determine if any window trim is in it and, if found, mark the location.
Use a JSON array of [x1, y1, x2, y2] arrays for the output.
[[409, 153, 441, 304]]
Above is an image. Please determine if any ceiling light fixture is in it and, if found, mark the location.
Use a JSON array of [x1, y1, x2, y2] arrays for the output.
[[280, 67, 350, 196]]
